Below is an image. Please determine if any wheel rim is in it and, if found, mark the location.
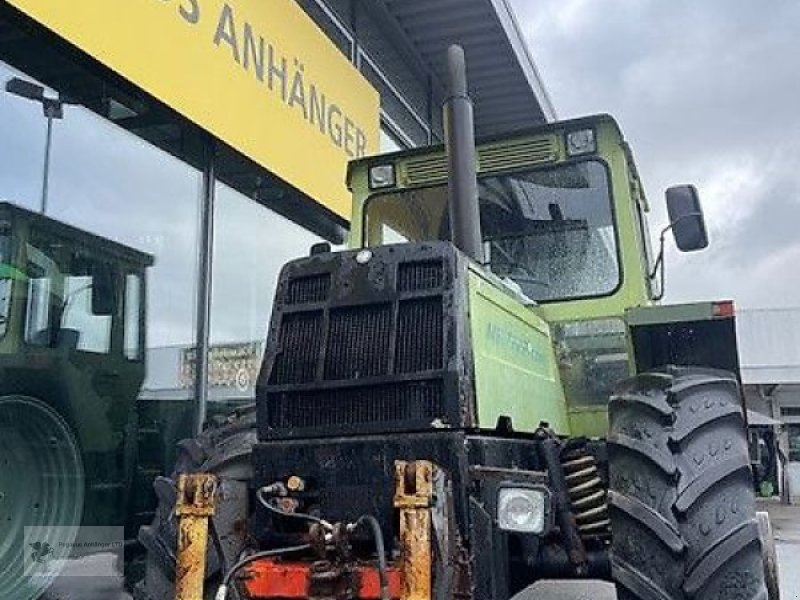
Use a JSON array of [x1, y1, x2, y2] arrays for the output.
[[0, 395, 84, 600]]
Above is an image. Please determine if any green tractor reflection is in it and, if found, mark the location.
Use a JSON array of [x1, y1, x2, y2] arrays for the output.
[[0, 201, 153, 599]]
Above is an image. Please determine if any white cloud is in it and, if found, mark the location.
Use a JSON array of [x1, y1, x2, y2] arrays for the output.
[[511, 0, 800, 309]]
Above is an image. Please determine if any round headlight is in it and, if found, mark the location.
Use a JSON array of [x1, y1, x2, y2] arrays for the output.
[[497, 487, 547, 534], [355, 249, 373, 264]]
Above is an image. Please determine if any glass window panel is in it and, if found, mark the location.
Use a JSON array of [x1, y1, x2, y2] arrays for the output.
[[206, 182, 325, 406], [61, 274, 112, 354], [365, 160, 621, 302], [0, 51, 201, 597], [0, 227, 11, 337], [125, 273, 142, 360]]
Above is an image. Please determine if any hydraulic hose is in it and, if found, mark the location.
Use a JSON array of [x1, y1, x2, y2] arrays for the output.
[[355, 515, 390, 600], [256, 486, 333, 530], [215, 544, 312, 600]]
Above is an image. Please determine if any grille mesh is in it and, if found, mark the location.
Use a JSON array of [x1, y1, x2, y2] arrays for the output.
[[398, 260, 443, 292], [267, 381, 444, 430], [396, 297, 443, 373], [270, 311, 324, 384], [286, 274, 330, 304], [478, 137, 557, 171], [264, 248, 456, 436], [324, 304, 392, 380]]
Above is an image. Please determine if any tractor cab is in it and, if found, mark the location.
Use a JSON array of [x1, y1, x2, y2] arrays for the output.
[[347, 114, 715, 437], [0, 201, 151, 366], [0, 201, 153, 600]]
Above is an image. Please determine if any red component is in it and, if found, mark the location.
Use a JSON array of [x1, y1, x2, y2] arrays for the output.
[[712, 300, 735, 318], [241, 559, 402, 599]]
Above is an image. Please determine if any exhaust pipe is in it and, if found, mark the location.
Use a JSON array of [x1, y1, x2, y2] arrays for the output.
[[444, 45, 484, 263]]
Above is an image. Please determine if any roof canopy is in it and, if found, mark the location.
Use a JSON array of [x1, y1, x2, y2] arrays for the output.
[[379, 0, 556, 135]]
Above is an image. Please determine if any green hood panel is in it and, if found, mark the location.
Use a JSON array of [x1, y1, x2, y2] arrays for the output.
[[468, 268, 570, 435]]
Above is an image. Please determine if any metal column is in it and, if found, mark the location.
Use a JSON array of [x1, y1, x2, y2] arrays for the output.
[[192, 136, 216, 435]]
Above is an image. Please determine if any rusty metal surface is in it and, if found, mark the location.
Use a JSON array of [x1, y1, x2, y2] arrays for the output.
[[241, 558, 403, 599], [394, 461, 434, 600], [174, 473, 218, 600]]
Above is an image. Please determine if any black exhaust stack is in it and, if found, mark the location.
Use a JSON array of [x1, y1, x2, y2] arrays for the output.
[[444, 45, 484, 264]]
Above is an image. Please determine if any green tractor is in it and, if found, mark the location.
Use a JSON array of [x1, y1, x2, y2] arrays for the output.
[[138, 47, 777, 600], [0, 201, 157, 599]]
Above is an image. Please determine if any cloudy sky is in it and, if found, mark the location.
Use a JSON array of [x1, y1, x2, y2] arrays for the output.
[[2, 1, 798, 356], [510, 0, 800, 308], [0, 59, 318, 349]]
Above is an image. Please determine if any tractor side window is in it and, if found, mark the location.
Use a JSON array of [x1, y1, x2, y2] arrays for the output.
[[61, 273, 112, 354], [24, 240, 113, 353], [553, 319, 629, 407], [25, 242, 59, 346], [0, 229, 12, 337], [124, 273, 142, 360]]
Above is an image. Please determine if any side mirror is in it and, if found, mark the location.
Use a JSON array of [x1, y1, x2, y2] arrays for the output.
[[91, 263, 116, 316], [665, 185, 708, 252]]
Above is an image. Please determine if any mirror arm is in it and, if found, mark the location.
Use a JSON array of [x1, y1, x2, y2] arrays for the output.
[[648, 212, 701, 301]]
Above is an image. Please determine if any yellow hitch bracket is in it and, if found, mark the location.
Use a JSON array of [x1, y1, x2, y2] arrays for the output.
[[174, 473, 218, 600], [394, 460, 436, 600]]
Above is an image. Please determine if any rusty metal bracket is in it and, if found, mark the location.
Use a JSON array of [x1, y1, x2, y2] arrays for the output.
[[174, 473, 218, 600], [394, 461, 435, 600]]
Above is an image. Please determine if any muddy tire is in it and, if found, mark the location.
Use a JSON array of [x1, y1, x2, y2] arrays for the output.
[[134, 405, 257, 600], [609, 368, 768, 600]]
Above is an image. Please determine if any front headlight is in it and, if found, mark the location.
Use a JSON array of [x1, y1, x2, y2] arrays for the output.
[[497, 486, 549, 534], [565, 128, 596, 156], [369, 164, 395, 189]]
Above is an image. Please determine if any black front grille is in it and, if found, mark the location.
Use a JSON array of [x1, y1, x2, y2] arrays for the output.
[[398, 260, 443, 291], [324, 304, 392, 380], [396, 297, 443, 373], [267, 381, 444, 430], [259, 243, 466, 439], [270, 311, 323, 384], [287, 273, 331, 304]]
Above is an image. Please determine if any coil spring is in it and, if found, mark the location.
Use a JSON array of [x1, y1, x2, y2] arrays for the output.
[[561, 449, 611, 541]]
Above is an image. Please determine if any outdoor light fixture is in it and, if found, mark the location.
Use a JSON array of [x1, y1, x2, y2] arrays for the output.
[[5, 77, 45, 102], [565, 129, 596, 156], [497, 485, 550, 534], [368, 164, 396, 189], [4, 76, 76, 214]]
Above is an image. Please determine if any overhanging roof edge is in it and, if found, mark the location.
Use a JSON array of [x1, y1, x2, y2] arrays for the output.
[[489, 0, 557, 122]]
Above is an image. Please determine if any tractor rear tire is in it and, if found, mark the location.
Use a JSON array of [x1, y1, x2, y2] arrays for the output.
[[134, 405, 257, 600], [608, 367, 768, 600]]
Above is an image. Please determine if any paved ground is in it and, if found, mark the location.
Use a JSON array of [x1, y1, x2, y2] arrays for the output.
[[758, 499, 800, 600], [39, 501, 800, 599]]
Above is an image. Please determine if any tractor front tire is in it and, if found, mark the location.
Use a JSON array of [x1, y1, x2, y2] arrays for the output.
[[134, 406, 257, 600], [608, 368, 768, 600]]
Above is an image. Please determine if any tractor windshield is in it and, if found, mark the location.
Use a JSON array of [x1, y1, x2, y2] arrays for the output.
[[365, 159, 620, 302]]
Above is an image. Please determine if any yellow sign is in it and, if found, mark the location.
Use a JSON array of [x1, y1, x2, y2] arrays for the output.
[[7, 0, 380, 218]]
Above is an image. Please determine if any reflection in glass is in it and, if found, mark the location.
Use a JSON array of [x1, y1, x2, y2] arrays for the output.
[[0, 55, 202, 598], [553, 319, 629, 407], [208, 182, 324, 404], [365, 161, 620, 302]]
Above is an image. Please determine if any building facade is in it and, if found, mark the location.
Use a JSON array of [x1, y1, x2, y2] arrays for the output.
[[738, 307, 800, 502], [0, 1, 553, 595]]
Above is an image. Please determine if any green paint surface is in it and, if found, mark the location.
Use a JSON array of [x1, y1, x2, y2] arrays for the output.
[[468, 268, 570, 435]]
